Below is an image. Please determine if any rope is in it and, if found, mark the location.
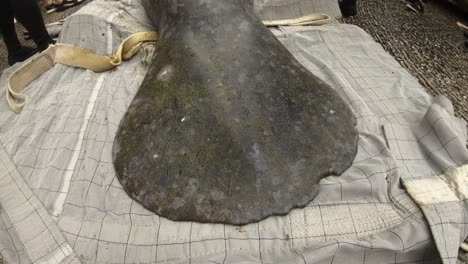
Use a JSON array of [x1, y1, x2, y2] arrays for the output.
[[6, 32, 158, 113], [6, 13, 332, 114], [263, 13, 331, 26], [461, 241, 468, 252], [457, 21, 468, 30]]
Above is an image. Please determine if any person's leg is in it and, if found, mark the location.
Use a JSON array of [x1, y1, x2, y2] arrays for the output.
[[9, 0, 54, 51], [0, 0, 22, 53], [338, 0, 357, 17], [0, 0, 37, 65]]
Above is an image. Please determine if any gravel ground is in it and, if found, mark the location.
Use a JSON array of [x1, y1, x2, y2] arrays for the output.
[[343, 0, 468, 121], [343, 1, 468, 262], [460, 247, 468, 264], [0, 1, 90, 72]]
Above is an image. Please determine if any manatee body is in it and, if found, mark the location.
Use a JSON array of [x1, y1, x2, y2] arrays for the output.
[[113, 0, 358, 225]]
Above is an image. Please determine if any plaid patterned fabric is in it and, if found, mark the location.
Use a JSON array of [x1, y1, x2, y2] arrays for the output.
[[385, 101, 468, 264], [0, 0, 466, 263]]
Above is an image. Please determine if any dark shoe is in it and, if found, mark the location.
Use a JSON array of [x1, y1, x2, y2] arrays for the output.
[[55, 0, 87, 12], [8, 46, 38, 66], [339, 0, 357, 17], [465, 39, 468, 49], [464, 30, 468, 39], [37, 37, 56, 52], [406, 1, 424, 13]]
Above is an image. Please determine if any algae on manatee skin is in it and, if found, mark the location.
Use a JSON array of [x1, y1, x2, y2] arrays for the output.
[[155, 81, 206, 111], [113, 0, 358, 225]]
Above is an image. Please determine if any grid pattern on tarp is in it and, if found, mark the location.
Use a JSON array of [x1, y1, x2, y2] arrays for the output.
[[0, 140, 80, 264], [384, 99, 468, 264], [0, 0, 466, 263], [255, 0, 343, 21]]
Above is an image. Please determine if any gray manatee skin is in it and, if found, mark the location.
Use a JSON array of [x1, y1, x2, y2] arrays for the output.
[[113, 0, 358, 225]]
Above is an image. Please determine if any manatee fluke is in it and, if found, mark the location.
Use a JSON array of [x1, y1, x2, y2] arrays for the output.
[[113, 0, 358, 225]]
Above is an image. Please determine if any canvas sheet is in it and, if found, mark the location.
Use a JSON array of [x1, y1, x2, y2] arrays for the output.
[[254, 0, 342, 21], [0, 0, 467, 263]]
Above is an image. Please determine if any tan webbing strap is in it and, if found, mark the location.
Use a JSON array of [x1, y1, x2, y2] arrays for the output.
[[263, 13, 331, 26], [457, 21, 468, 30], [6, 31, 158, 113], [402, 165, 468, 206], [6, 12, 331, 114]]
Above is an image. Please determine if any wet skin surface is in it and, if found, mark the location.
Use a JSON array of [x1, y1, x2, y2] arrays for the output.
[[113, 0, 358, 225]]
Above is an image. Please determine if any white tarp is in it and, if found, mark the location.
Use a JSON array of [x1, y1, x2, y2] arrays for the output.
[[0, 0, 466, 263]]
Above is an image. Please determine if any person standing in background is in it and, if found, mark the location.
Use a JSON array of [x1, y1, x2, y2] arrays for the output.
[[339, 0, 358, 17], [0, 0, 55, 66]]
